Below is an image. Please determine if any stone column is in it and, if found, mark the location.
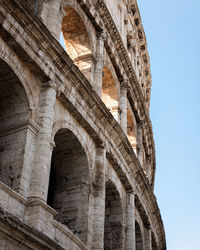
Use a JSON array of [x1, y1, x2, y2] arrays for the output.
[[40, 0, 63, 40], [18, 121, 39, 198], [145, 155, 152, 180], [120, 81, 128, 134], [137, 122, 143, 166], [28, 81, 57, 202], [144, 227, 152, 250], [92, 145, 106, 250], [126, 191, 136, 250], [93, 31, 105, 97]]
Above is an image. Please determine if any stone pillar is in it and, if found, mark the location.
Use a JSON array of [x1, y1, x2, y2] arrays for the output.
[[144, 227, 152, 250], [145, 155, 152, 180], [92, 145, 106, 250], [28, 81, 57, 202], [93, 31, 105, 97], [18, 121, 39, 198], [120, 81, 128, 134], [126, 191, 136, 250], [40, 0, 63, 40], [137, 122, 143, 166]]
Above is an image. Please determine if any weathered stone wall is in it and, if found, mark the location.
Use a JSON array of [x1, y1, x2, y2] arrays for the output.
[[0, 0, 166, 249]]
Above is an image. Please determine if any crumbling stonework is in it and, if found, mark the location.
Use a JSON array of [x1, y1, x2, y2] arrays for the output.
[[0, 0, 166, 249]]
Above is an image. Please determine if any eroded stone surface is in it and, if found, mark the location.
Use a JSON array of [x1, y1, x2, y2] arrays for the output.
[[0, 0, 166, 249]]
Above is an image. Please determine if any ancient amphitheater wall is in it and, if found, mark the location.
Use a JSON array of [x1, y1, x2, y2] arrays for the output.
[[0, 0, 166, 249]]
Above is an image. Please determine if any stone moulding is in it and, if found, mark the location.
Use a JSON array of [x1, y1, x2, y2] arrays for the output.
[[0, 208, 66, 250]]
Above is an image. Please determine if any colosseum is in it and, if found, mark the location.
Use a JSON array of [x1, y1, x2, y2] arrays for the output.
[[0, 0, 166, 249]]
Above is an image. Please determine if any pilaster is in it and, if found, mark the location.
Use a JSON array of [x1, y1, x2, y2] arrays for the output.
[[120, 80, 128, 134], [41, 0, 63, 40], [28, 80, 57, 202], [145, 155, 152, 181], [137, 121, 143, 166], [91, 143, 106, 250], [144, 227, 152, 250], [126, 191, 136, 250], [93, 31, 105, 97]]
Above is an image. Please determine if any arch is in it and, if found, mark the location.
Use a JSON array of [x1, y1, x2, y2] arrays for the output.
[[52, 119, 92, 166], [47, 128, 90, 244], [135, 220, 144, 250], [102, 66, 120, 121], [0, 38, 39, 120], [0, 58, 30, 192], [104, 180, 124, 250], [61, 5, 93, 82]]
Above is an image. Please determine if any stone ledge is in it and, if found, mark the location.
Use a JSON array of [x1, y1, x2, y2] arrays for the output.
[[0, 120, 40, 137], [26, 198, 58, 216], [0, 207, 66, 250], [53, 220, 88, 250], [0, 181, 26, 204]]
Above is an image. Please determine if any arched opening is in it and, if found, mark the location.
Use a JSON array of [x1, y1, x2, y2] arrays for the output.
[[151, 231, 158, 250], [135, 221, 144, 250], [47, 128, 89, 244], [102, 66, 119, 121], [0, 59, 30, 192], [127, 105, 137, 153], [61, 6, 92, 82], [104, 181, 123, 250]]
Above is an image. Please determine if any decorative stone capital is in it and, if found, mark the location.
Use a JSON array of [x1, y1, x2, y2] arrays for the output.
[[127, 30, 136, 41], [96, 141, 106, 149], [42, 80, 57, 91], [96, 30, 107, 41], [137, 120, 144, 128], [120, 79, 129, 90], [127, 188, 135, 194], [56, 83, 65, 97], [146, 154, 151, 162]]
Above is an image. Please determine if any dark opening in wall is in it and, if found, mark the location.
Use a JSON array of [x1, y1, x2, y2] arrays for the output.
[[0, 59, 30, 192], [135, 18, 139, 26], [47, 128, 89, 244], [135, 221, 144, 250], [104, 181, 123, 250]]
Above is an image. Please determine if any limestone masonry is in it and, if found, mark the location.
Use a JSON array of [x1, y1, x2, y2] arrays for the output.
[[0, 0, 166, 249]]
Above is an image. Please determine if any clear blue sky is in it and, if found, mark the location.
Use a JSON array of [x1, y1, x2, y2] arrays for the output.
[[137, 0, 200, 249]]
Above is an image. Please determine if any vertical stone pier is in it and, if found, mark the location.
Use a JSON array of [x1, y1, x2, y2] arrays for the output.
[[144, 226, 152, 250], [137, 122, 143, 166], [126, 191, 136, 250], [28, 81, 57, 202], [120, 81, 128, 134], [91, 145, 106, 250], [94, 31, 105, 97]]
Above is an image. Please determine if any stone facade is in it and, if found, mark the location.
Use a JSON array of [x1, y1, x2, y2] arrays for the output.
[[0, 0, 166, 249]]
